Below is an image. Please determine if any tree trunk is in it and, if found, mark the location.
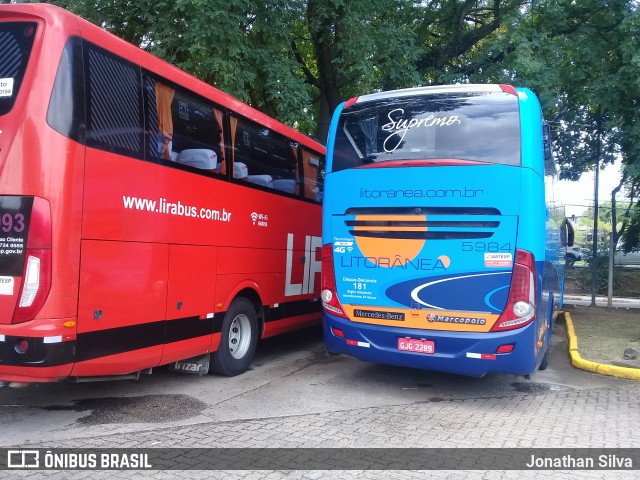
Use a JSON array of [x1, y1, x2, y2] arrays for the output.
[[308, 0, 344, 140]]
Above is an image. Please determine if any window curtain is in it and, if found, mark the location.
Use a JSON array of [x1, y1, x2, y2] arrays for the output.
[[358, 116, 378, 156], [301, 149, 319, 200], [156, 83, 175, 160], [213, 108, 226, 174], [230, 116, 239, 177]]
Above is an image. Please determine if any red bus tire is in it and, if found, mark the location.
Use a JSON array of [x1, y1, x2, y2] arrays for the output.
[[211, 297, 258, 376]]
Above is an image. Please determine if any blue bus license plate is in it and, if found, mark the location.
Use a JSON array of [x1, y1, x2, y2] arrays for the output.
[[398, 338, 435, 354]]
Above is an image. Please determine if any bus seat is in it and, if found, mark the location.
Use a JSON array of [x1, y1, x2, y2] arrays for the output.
[[248, 175, 273, 188], [273, 178, 297, 193], [234, 162, 248, 179], [177, 149, 217, 170]]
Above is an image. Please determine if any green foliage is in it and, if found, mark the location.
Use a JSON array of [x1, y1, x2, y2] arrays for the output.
[[51, 0, 315, 132], [580, 201, 631, 230], [622, 203, 640, 251], [45, 0, 515, 138], [23, 0, 640, 227], [456, 0, 640, 251], [456, 1, 633, 178]]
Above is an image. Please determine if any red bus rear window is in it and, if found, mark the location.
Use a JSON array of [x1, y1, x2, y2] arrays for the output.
[[0, 22, 37, 117]]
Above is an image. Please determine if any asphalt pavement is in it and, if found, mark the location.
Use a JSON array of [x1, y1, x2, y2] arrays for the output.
[[1, 297, 638, 479]]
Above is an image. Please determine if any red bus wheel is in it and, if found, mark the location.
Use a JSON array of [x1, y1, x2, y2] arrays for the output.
[[211, 297, 258, 376]]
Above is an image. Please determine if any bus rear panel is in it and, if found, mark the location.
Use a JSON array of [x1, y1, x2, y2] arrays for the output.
[[322, 85, 564, 377]]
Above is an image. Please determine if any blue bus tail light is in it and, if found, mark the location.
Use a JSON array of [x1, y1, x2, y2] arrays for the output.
[[331, 327, 345, 338], [491, 249, 536, 331], [321, 244, 348, 318], [496, 344, 515, 354]]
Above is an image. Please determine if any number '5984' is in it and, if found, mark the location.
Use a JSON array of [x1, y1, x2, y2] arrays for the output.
[[462, 242, 511, 252]]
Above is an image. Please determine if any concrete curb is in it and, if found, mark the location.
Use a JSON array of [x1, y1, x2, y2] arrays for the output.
[[564, 312, 640, 381]]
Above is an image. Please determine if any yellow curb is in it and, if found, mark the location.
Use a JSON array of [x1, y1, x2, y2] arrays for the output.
[[564, 312, 640, 381]]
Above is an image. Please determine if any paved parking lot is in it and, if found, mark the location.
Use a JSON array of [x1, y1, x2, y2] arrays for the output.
[[1, 321, 639, 479]]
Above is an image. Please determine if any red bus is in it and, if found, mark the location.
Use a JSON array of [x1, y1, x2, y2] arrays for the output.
[[0, 4, 324, 384]]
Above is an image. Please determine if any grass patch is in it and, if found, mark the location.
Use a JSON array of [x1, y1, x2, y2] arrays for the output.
[[565, 267, 640, 297], [564, 305, 640, 366]]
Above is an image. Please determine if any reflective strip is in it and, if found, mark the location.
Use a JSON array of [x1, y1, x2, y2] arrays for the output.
[[466, 352, 496, 360], [43, 335, 63, 344], [346, 339, 370, 348]]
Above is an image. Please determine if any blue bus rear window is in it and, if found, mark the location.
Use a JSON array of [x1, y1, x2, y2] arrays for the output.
[[332, 91, 521, 171]]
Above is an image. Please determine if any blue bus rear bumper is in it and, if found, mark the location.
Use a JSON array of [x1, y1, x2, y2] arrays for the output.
[[323, 313, 540, 377]]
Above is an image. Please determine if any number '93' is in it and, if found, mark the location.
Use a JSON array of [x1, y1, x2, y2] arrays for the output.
[[1, 213, 25, 233]]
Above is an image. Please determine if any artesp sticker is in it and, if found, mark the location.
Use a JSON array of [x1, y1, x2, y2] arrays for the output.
[[0, 276, 15, 295], [484, 253, 513, 268]]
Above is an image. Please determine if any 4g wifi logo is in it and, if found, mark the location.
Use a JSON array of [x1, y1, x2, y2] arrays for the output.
[[333, 239, 354, 254]]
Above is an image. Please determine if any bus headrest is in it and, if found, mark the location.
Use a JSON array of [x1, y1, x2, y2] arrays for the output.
[[273, 178, 297, 193], [248, 175, 273, 188], [177, 149, 217, 170], [234, 162, 248, 179]]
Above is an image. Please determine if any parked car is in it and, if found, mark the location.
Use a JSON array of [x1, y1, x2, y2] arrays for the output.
[[614, 248, 640, 266], [565, 245, 584, 266]]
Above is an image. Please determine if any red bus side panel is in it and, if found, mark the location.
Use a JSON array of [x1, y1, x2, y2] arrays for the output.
[[72, 240, 168, 376], [160, 244, 218, 365]]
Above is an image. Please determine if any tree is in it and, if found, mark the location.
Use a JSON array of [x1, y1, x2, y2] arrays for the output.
[[304, 0, 525, 137], [450, 0, 640, 252], [302, 0, 422, 136], [40, 0, 640, 203], [47, 0, 525, 138]]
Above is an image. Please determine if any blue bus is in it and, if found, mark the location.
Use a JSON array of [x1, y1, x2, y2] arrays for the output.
[[321, 84, 566, 377]]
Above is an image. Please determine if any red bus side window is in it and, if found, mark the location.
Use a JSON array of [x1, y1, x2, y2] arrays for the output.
[[144, 75, 226, 175], [231, 115, 299, 193], [47, 36, 85, 142], [301, 149, 324, 204], [85, 45, 145, 159]]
